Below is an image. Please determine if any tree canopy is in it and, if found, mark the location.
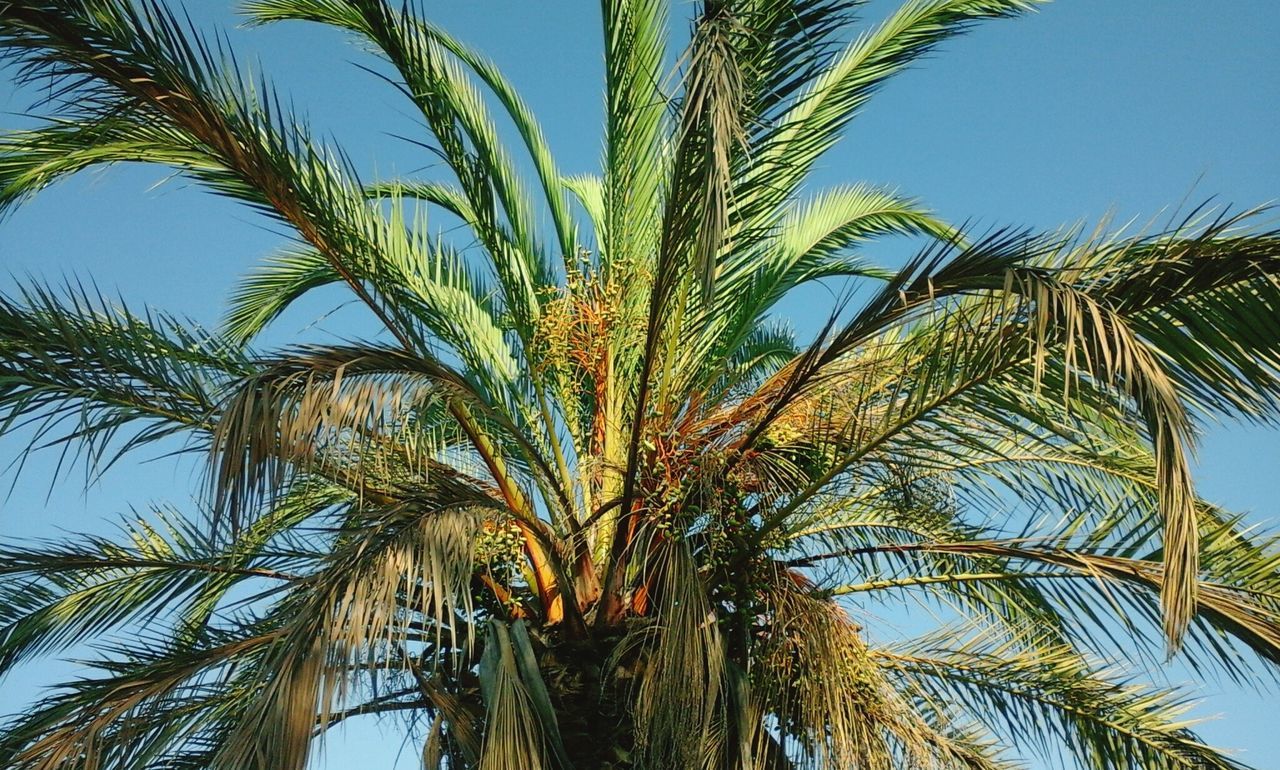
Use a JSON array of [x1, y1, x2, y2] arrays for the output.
[[0, 1, 1278, 769]]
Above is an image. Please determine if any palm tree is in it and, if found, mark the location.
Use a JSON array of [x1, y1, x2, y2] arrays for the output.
[[1, 0, 1278, 767]]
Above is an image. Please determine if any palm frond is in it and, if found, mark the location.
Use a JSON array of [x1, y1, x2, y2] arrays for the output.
[[0, 116, 219, 216], [629, 540, 727, 768], [221, 247, 340, 345], [245, 0, 576, 263], [0, 0, 427, 349], [0, 283, 247, 480], [754, 567, 1006, 770], [210, 505, 485, 770], [599, 0, 668, 283], [880, 631, 1250, 770], [207, 342, 512, 526], [0, 630, 277, 770], [752, 218, 1280, 648], [750, 0, 1043, 210], [476, 619, 570, 770]]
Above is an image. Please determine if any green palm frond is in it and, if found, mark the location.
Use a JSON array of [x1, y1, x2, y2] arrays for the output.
[[881, 631, 1250, 770], [245, 0, 576, 263], [751, 0, 1044, 212], [810, 531, 1280, 674], [756, 218, 1280, 648], [0, 283, 247, 478], [0, 116, 219, 215], [365, 180, 480, 227], [0, 0, 430, 348], [221, 247, 341, 345], [0, 488, 341, 675], [599, 0, 668, 284]]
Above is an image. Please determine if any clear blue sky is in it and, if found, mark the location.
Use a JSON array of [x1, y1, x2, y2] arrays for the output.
[[0, 1, 1277, 768]]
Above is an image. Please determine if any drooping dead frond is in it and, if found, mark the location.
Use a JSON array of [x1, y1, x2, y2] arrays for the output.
[[629, 541, 728, 768], [754, 568, 1006, 770], [210, 505, 486, 770], [476, 619, 572, 770]]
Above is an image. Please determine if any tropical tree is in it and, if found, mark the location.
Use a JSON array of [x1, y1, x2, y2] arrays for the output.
[[0, 0, 1278, 768]]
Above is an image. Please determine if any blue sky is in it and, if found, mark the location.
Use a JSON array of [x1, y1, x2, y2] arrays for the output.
[[0, 1, 1277, 767]]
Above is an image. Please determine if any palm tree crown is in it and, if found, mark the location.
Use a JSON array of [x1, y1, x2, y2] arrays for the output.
[[1, 1, 1279, 768]]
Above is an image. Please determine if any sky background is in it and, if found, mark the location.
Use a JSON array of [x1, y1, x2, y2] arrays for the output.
[[0, 1, 1278, 767]]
